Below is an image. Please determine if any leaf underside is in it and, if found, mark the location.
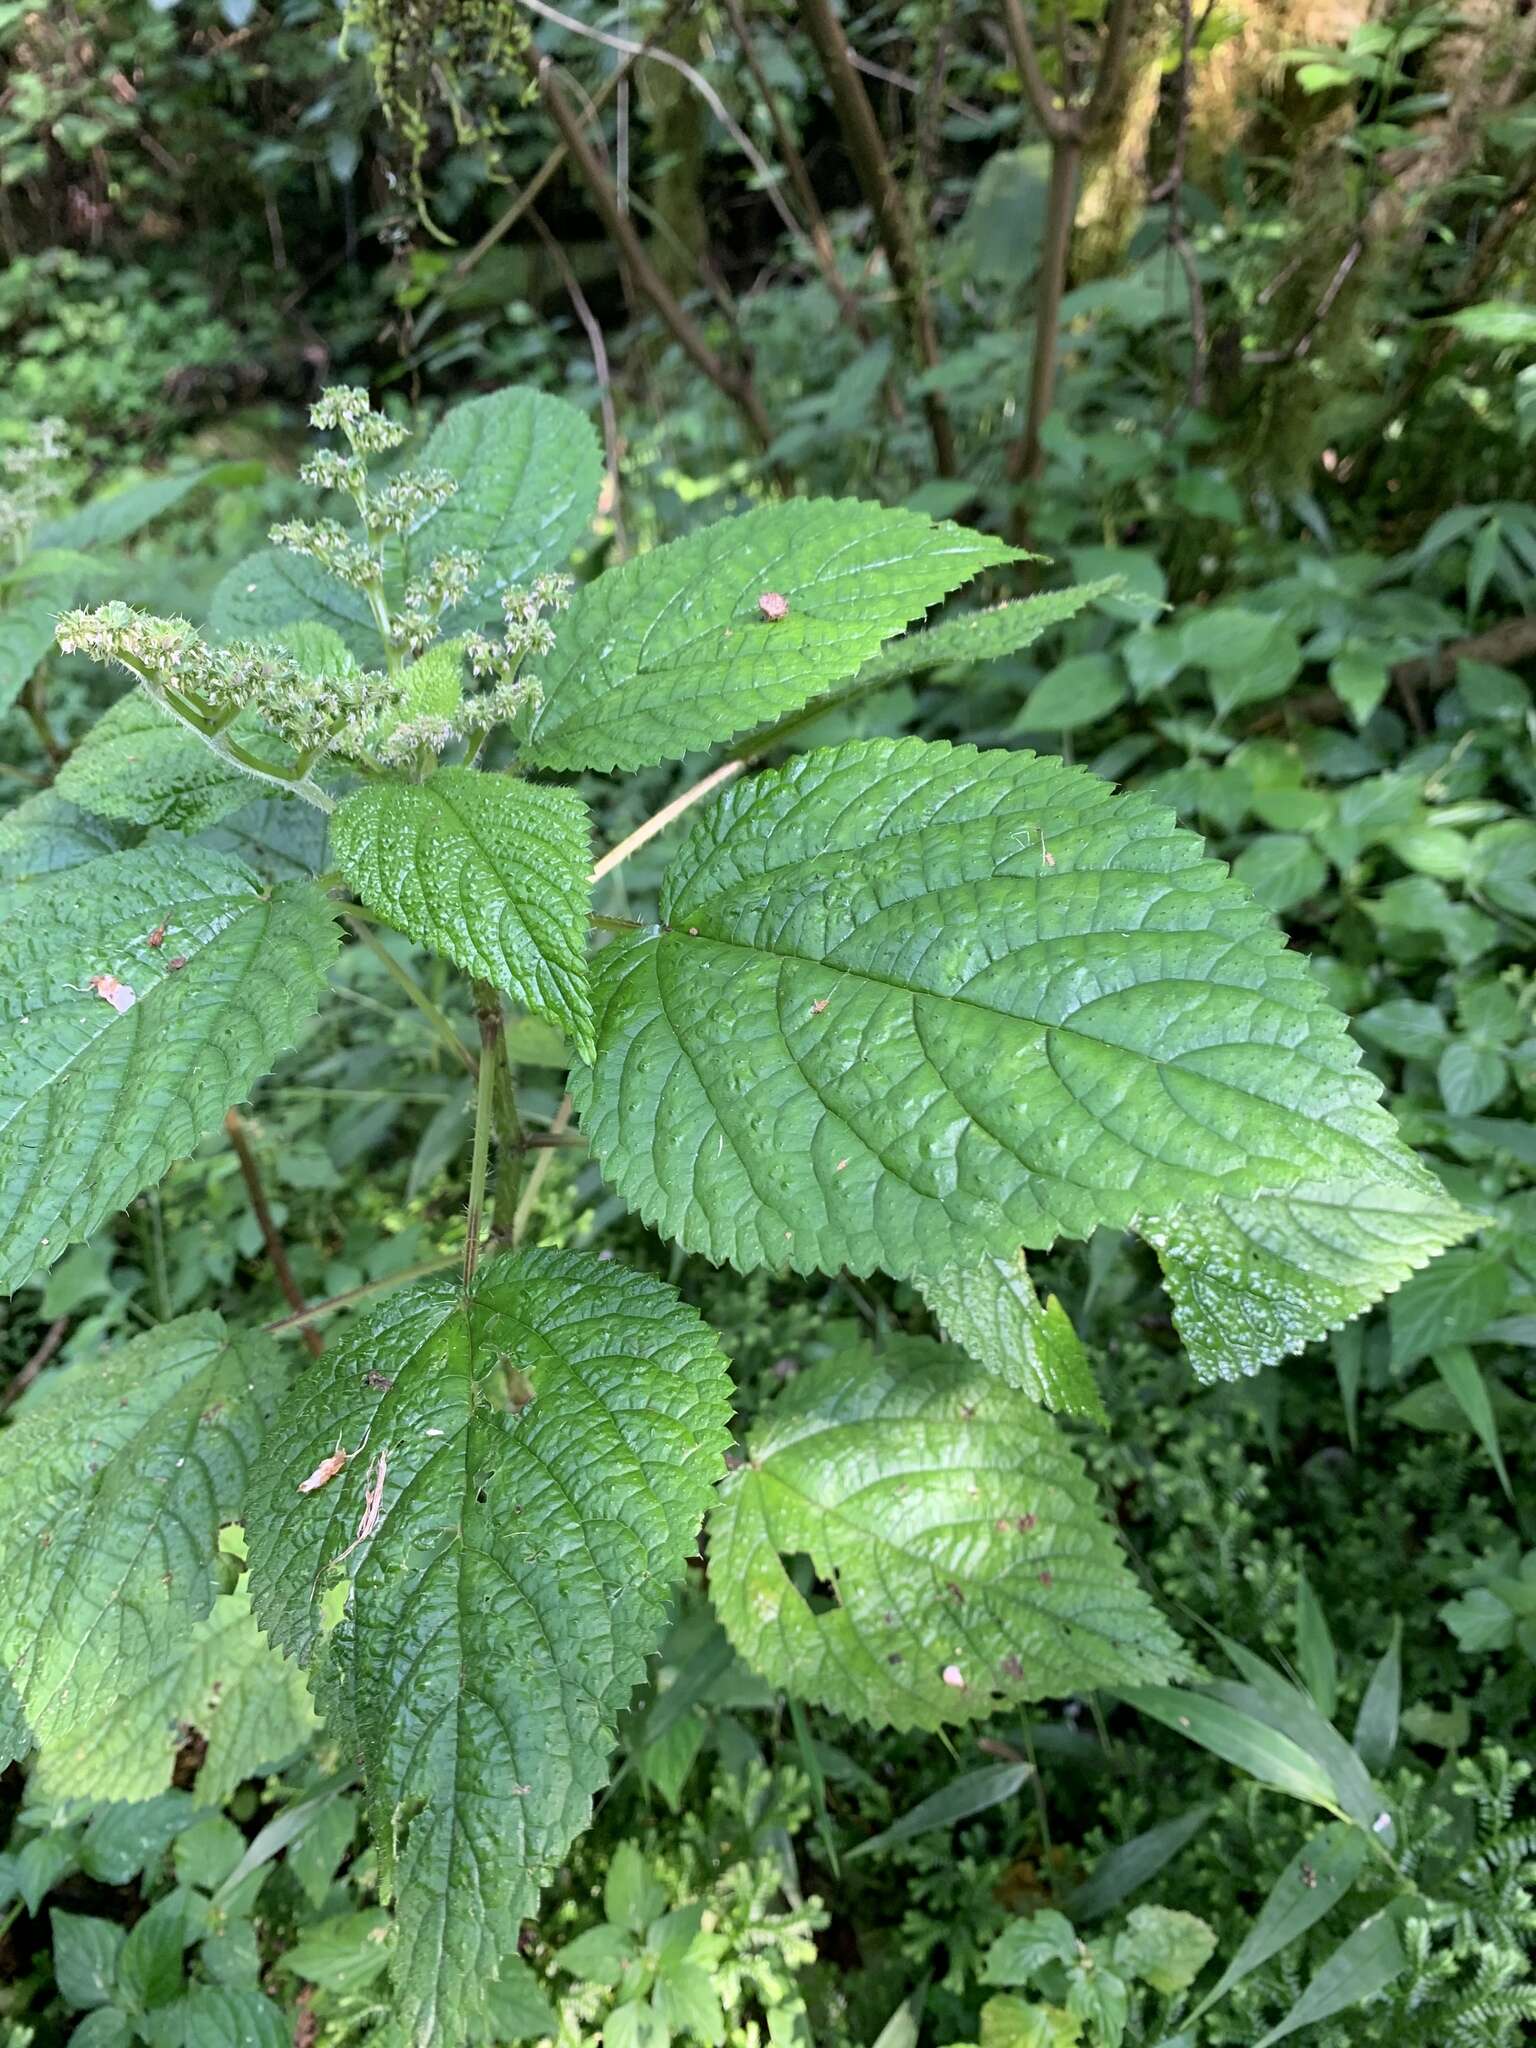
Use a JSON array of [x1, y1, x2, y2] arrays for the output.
[[709, 1337, 1192, 1730], [0, 843, 340, 1293], [575, 736, 1472, 1379], [525, 499, 1022, 772], [0, 1314, 288, 1762], [331, 768, 595, 1059], [245, 1249, 732, 2048]]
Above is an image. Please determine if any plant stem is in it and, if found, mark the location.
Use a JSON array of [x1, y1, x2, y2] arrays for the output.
[[589, 758, 745, 881], [462, 1011, 499, 1288], [264, 1255, 458, 1337], [226, 1109, 324, 1357], [512, 1093, 574, 1247], [345, 917, 479, 1077]]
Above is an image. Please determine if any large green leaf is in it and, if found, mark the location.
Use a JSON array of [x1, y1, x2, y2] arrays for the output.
[[525, 502, 1021, 772], [31, 1581, 318, 1808], [54, 695, 255, 834], [575, 737, 1471, 1377], [0, 843, 340, 1292], [408, 386, 603, 628], [245, 1250, 732, 2048], [206, 549, 379, 662], [0, 1314, 287, 1760], [331, 767, 594, 1058], [708, 1337, 1190, 1730], [918, 1253, 1105, 1421]]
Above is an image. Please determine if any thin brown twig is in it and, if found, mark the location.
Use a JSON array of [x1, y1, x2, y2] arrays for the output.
[[264, 1255, 459, 1337], [590, 757, 745, 882], [226, 1110, 324, 1357], [539, 60, 779, 458], [527, 204, 628, 557], [2, 1316, 68, 1412], [797, 0, 957, 476], [718, 0, 877, 346]]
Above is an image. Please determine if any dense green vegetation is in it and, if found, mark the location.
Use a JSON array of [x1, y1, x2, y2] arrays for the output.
[[2, 4, 1534, 2046]]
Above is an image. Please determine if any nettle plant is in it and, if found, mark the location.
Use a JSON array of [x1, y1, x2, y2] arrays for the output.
[[1, 385, 1474, 2044]]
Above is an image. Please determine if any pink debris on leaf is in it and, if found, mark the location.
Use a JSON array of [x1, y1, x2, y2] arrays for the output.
[[758, 590, 789, 621], [941, 1663, 966, 1689], [88, 975, 136, 1014]]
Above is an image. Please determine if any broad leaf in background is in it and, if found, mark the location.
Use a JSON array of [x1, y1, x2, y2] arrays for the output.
[[709, 1337, 1191, 1730], [31, 1581, 318, 1808], [246, 1250, 732, 2048], [0, 843, 340, 1292], [0, 791, 133, 897], [0, 1315, 287, 1759], [918, 1252, 1105, 1421], [407, 386, 602, 629], [207, 548, 379, 663], [34, 460, 264, 553], [525, 502, 1021, 770], [332, 767, 595, 1058], [0, 595, 59, 711], [54, 694, 256, 834], [578, 736, 1469, 1372]]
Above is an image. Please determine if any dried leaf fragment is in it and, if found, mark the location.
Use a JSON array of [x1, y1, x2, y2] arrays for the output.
[[297, 1446, 348, 1494]]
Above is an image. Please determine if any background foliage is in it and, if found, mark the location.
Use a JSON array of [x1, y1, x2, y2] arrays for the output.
[[3, 2, 1534, 2044]]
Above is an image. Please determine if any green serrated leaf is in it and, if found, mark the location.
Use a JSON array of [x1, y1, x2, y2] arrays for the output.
[[917, 1254, 1105, 1421], [0, 843, 340, 1292], [331, 768, 594, 1058], [31, 1582, 318, 1807], [245, 1249, 732, 2048], [207, 549, 379, 663], [0, 1314, 287, 1766], [709, 1337, 1191, 1731], [54, 695, 256, 834], [137, 1984, 289, 2048], [526, 504, 1020, 771], [576, 737, 1470, 1375], [1141, 1170, 1475, 1381], [854, 584, 1113, 688], [408, 387, 603, 630]]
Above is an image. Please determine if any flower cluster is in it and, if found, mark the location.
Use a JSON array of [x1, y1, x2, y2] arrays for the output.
[[56, 601, 404, 761], [308, 385, 410, 456], [395, 547, 481, 657], [0, 415, 68, 557], [464, 572, 572, 680], [269, 517, 379, 593]]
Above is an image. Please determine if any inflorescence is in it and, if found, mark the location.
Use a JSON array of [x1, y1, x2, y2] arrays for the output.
[[54, 386, 571, 789]]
